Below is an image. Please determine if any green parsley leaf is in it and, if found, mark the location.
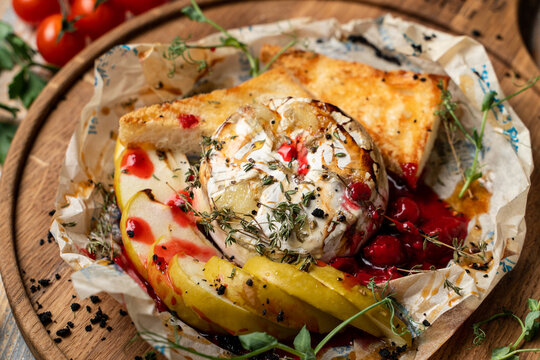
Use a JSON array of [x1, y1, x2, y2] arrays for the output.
[[238, 332, 277, 351], [0, 121, 17, 164]]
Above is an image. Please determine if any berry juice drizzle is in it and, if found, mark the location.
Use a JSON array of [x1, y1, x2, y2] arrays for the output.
[[330, 173, 470, 285]]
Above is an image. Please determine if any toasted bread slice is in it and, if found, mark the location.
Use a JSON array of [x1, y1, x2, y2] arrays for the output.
[[260, 45, 448, 187], [119, 68, 312, 154]]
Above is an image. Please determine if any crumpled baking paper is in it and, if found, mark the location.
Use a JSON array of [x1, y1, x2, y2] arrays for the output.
[[50, 15, 532, 360]]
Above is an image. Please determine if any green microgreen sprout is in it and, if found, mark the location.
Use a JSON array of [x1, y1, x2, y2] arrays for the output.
[[472, 298, 540, 359], [137, 281, 410, 360], [165, 0, 297, 77], [436, 76, 539, 198]]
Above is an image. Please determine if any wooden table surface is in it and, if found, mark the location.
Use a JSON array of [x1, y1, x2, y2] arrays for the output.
[[1, 0, 540, 359]]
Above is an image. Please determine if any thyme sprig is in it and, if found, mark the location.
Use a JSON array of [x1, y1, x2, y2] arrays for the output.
[[436, 76, 539, 198], [137, 288, 410, 360], [165, 0, 297, 77], [472, 298, 540, 359]]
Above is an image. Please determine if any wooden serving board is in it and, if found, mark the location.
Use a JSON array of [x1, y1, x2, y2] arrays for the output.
[[0, 1, 539, 359]]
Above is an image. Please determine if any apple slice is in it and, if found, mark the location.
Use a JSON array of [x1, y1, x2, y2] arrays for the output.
[[120, 189, 216, 279], [169, 255, 296, 339], [114, 141, 189, 211], [243, 256, 384, 338], [147, 236, 224, 334], [307, 264, 411, 346], [203, 256, 340, 333]]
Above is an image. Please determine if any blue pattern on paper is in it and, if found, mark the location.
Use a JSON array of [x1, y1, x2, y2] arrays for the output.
[[500, 257, 516, 273]]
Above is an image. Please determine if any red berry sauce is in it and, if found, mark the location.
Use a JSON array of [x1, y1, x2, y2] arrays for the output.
[[330, 173, 469, 285], [121, 147, 154, 179], [166, 191, 195, 227], [125, 217, 154, 245], [178, 114, 200, 129]]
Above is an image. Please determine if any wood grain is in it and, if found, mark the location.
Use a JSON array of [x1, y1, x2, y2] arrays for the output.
[[0, 1, 538, 359]]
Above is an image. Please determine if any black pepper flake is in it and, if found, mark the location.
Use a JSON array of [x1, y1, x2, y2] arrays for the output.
[[325, 134, 331, 140], [496, 34, 503, 40], [311, 208, 325, 218], [37, 302, 43, 310], [246, 279, 253, 287], [30, 278, 35, 283], [30, 285, 40, 293], [70, 303, 81, 312], [422, 319, 431, 327], [472, 29, 482, 37], [48, 209, 56, 216], [56, 327, 71, 338], [127, 230, 135, 238], [101, 337, 106, 341], [251, 210, 257, 215], [152, 254, 158, 262], [85, 325, 92, 332], [55, 274, 61, 280], [67, 321, 74, 328], [413, 74, 418, 80], [86, 305, 92, 313], [420, 77, 427, 82], [120, 309, 128, 316], [106, 326, 113, 332], [39, 239, 45, 246], [90, 295, 101, 304], [337, 214, 346, 222], [216, 285, 226, 295], [47, 231, 54, 243], [38, 279, 51, 287], [38, 311, 53, 326], [262, 284, 267, 288], [135, 357, 143, 360], [262, 309, 267, 316], [53, 338, 62, 344], [276, 311, 284, 322], [483, 274, 489, 278]]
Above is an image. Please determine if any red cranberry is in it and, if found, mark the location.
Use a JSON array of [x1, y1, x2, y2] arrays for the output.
[[346, 182, 372, 204], [363, 235, 406, 267], [277, 143, 297, 162], [390, 197, 420, 223]]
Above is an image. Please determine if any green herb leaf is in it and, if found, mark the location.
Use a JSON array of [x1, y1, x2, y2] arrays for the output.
[[0, 121, 17, 164], [528, 299, 539, 312], [238, 332, 278, 351], [0, 45, 14, 70], [293, 326, 311, 353], [491, 346, 510, 359], [0, 103, 19, 119], [524, 310, 540, 341], [9, 68, 47, 108], [6, 33, 35, 62], [181, 5, 207, 22], [481, 91, 496, 112], [0, 22, 13, 41]]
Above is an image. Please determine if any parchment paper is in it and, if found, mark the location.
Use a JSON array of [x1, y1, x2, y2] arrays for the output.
[[50, 15, 532, 359]]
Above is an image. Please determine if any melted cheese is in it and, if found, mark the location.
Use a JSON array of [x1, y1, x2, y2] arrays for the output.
[[200, 98, 388, 264]]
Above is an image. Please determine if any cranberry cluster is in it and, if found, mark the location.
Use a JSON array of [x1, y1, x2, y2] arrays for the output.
[[330, 175, 469, 285]]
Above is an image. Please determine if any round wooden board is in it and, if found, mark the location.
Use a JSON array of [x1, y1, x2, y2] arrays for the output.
[[1, 0, 539, 359]]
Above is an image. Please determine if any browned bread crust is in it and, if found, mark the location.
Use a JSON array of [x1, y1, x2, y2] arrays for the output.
[[260, 45, 448, 185], [119, 68, 312, 154]]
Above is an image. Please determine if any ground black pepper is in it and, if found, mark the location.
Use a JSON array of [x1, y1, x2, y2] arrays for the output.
[[38, 311, 52, 326]]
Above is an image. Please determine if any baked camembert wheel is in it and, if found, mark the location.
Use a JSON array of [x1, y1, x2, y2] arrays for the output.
[[199, 97, 388, 265]]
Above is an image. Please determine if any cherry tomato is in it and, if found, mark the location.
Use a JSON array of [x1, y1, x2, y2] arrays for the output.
[[12, 0, 60, 24], [36, 14, 86, 66], [71, 0, 126, 40], [113, 0, 167, 15]]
